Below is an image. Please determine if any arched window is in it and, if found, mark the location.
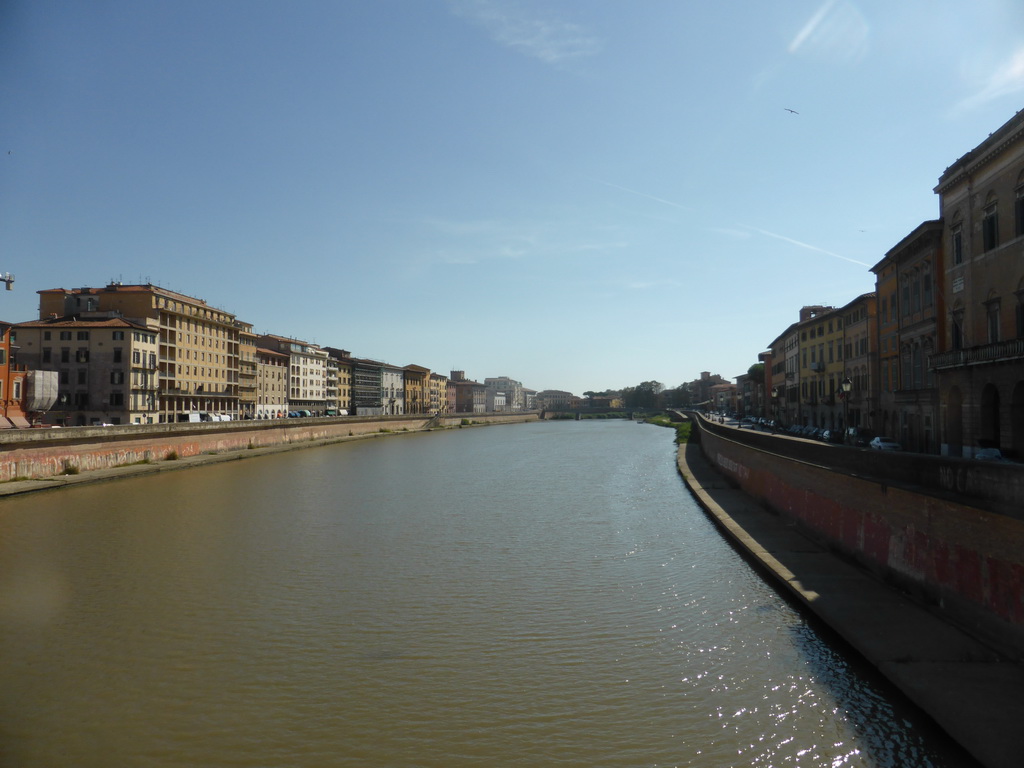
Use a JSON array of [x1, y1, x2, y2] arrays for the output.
[[983, 193, 999, 251], [1015, 170, 1024, 237], [951, 301, 965, 350], [951, 211, 964, 265], [985, 290, 1001, 344], [1016, 276, 1024, 339]]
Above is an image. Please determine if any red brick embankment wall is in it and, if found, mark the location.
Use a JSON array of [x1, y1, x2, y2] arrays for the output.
[[696, 422, 1024, 655], [0, 413, 538, 483]]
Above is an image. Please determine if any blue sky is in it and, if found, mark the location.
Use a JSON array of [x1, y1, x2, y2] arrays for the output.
[[4, 1, 1024, 395]]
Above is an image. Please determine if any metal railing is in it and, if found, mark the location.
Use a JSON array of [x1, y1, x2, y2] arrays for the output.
[[930, 338, 1024, 370]]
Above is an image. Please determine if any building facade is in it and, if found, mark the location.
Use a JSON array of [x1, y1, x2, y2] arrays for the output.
[[255, 347, 289, 419], [0, 321, 31, 427], [876, 221, 943, 452], [931, 111, 1024, 457], [257, 334, 328, 416], [14, 315, 160, 425], [38, 283, 242, 422], [484, 376, 524, 411], [381, 364, 405, 415], [839, 292, 878, 438]]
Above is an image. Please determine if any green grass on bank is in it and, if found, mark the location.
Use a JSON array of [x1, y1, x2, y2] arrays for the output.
[[646, 414, 691, 444]]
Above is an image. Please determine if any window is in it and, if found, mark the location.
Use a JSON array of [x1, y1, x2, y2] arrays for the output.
[[113, 348, 122, 363], [1016, 184, 1024, 237], [112, 331, 125, 340], [987, 300, 1001, 343], [109, 392, 124, 406], [952, 223, 963, 265], [44, 331, 51, 341], [923, 272, 933, 307], [952, 310, 964, 350], [111, 371, 124, 385], [983, 200, 999, 251], [77, 331, 90, 341], [42, 348, 51, 363], [133, 350, 140, 364], [59, 331, 72, 341], [77, 369, 87, 385], [61, 348, 70, 363], [76, 349, 89, 363], [12, 380, 21, 400], [60, 370, 69, 384]]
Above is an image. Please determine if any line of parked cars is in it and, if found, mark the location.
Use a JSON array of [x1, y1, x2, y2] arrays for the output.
[[776, 422, 897, 449], [725, 413, 1017, 460]]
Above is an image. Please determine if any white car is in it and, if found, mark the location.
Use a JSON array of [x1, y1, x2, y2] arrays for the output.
[[869, 436, 901, 451], [974, 448, 1009, 462]]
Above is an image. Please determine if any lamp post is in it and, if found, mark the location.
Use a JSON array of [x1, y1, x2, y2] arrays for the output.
[[841, 377, 852, 443]]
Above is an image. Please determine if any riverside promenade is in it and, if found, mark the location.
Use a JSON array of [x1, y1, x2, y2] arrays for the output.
[[677, 437, 1024, 768]]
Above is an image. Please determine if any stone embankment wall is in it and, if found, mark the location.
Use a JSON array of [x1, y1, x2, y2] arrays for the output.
[[0, 413, 538, 483], [694, 417, 1024, 656]]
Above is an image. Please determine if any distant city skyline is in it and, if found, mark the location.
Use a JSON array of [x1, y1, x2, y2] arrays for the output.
[[4, 1, 1024, 394]]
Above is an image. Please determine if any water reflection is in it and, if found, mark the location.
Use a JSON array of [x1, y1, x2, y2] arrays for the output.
[[0, 420, 970, 767]]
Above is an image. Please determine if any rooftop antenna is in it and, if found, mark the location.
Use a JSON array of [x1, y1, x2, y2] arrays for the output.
[[0, 272, 13, 291]]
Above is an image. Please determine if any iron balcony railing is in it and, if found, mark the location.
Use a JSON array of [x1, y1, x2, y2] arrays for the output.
[[930, 338, 1024, 370]]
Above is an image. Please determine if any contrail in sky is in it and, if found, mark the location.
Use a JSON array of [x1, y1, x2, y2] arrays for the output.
[[591, 177, 867, 267], [591, 179, 693, 212], [742, 225, 870, 267]]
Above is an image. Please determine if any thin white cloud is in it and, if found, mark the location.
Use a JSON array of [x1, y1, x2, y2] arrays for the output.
[[788, 0, 869, 65], [626, 278, 681, 290], [590, 178, 693, 213], [449, 0, 602, 64], [952, 46, 1024, 114], [417, 215, 622, 267], [789, 0, 836, 54], [711, 227, 753, 240], [742, 225, 870, 267]]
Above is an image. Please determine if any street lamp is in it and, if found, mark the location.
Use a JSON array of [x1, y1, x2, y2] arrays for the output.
[[841, 377, 852, 442]]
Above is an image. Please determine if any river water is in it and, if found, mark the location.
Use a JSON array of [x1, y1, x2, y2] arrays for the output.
[[0, 420, 971, 767]]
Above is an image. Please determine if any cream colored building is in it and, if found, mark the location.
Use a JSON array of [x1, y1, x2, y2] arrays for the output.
[[257, 334, 328, 415], [256, 347, 289, 419], [14, 315, 160, 425]]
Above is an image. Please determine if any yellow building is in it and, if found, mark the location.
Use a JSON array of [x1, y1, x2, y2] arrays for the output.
[[237, 321, 257, 420], [39, 283, 242, 422], [404, 365, 430, 414], [796, 305, 845, 430]]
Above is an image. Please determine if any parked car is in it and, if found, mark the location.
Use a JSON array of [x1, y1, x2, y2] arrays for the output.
[[846, 427, 874, 448], [974, 448, 1010, 462], [822, 429, 843, 444], [869, 436, 902, 451]]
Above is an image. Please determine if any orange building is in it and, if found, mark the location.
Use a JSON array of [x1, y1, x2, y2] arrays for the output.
[[0, 321, 29, 428]]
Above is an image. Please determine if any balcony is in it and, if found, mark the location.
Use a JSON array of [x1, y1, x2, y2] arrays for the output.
[[930, 338, 1024, 371]]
